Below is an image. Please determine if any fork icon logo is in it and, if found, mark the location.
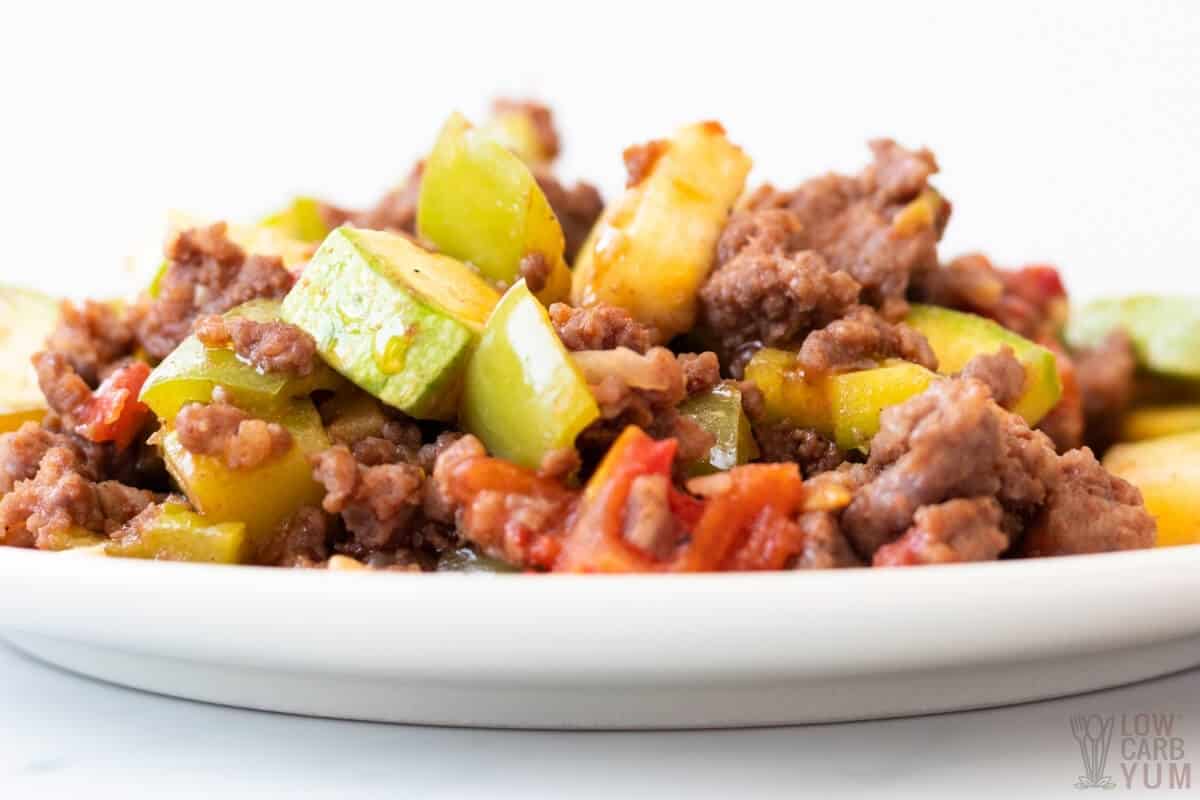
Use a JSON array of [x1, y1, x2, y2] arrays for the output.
[[1072, 714, 1117, 789]]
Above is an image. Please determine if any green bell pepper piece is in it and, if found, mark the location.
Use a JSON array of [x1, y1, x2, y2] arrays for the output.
[[1066, 295, 1200, 379], [106, 502, 250, 564], [260, 196, 331, 244], [282, 227, 499, 420], [745, 349, 938, 451], [418, 113, 571, 304], [461, 280, 600, 470], [160, 398, 329, 558], [678, 381, 758, 476], [139, 299, 343, 422], [904, 304, 1062, 425]]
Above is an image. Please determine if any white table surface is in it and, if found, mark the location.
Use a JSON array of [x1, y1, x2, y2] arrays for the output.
[[1, 642, 1196, 799]]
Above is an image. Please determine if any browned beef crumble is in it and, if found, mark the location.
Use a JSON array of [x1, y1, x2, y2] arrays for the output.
[[491, 98, 561, 161], [622, 473, 686, 559], [747, 139, 949, 307], [533, 170, 604, 263], [841, 377, 1059, 559], [875, 497, 1008, 566], [1073, 330, 1136, 450], [0, 421, 100, 495], [312, 445, 425, 555], [549, 302, 656, 353], [32, 351, 93, 429], [799, 305, 937, 373], [793, 509, 862, 569], [194, 314, 317, 377], [753, 423, 845, 478], [1019, 448, 1155, 557], [44, 300, 135, 385], [174, 402, 293, 471], [623, 139, 669, 188], [518, 252, 551, 294], [0, 446, 155, 548], [538, 447, 582, 481], [135, 223, 296, 360], [699, 224, 861, 356], [958, 347, 1026, 408], [260, 505, 331, 567], [677, 351, 721, 395]]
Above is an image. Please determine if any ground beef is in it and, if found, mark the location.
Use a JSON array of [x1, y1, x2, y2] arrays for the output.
[[32, 351, 92, 429], [1019, 448, 1156, 557], [747, 139, 949, 307], [44, 300, 135, 386], [841, 377, 1058, 559], [873, 497, 1008, 566], [135, 223, 296, 360], [621, 473, 683, 559], [174, 402, 292, 471], [0, 421, 100, 494], [194, 315, 317, 376], [959, 347, 1026, 408], [911, 254, 1067, 343], [753, 422, 845, 477], [677, 351, 721, 395], [312, 445, 425, 555], [0, 446, 155, 548], [491, 98, 560, 160], [715, 208, 805, 266], [799, 305, 937, 373], [699, 221, 861, 355], [538, 447, 582, 481], [518, 252, 551, 294], [549, 302, 655, 353], [259, 505, 330, 567], [622, 139, 669, 188], [534, 170, 604, 263], [793, 510, 862, 569], [1074, 330, 1136, 449]]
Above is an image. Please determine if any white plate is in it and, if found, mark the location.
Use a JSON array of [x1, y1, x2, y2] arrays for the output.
[[2, 545, 1199, 729]]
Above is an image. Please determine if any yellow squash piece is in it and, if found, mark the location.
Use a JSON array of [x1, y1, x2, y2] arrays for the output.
[[0, 285, 60, 432], [418, 113, 571, 304], [107, 502, 250, 564], [1104, 432, 1200, 547], [259, 197, 331, 244], [571, 121, 751, 339], [1120, 405, 1200, 442], [745, 349, 938, 451], [160, 399, 329, 558]]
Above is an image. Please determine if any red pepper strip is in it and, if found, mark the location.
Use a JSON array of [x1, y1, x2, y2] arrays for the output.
[[75, 361, 152, 450]]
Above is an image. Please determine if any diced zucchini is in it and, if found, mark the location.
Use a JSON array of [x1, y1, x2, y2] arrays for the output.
[[139, 299, 343, 422], [0, 285, 60, 432], [418, 113, 571, 304], [745, 349, 938, 451], [460, 280, 599, 470], [678, 381, 758, 476], [1104, 432, 1200, 547], [904, 304, 1062, 425], [107, 502, 250, 564], [160, 399, 328, 557], [1067, 295, 1200, 379], [571, 121, 751, 339], [281, 227, 500, 420]]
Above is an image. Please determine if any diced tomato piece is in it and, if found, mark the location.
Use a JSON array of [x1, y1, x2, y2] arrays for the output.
[[75, 361, 152, 450]]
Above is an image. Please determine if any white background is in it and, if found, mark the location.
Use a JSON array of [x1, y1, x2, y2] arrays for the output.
[[1, 1, 1197, 300], [1, 2, 1198, 797]]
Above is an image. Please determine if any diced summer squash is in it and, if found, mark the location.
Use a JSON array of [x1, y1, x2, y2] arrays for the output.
[[480, 106, 555, 167], [260, 196, 332, 244], [678, 381, 758, 476], [139, 299, 343, 422], [745, 349, 938, 451], [1120, 405, 1200, 443], [437, 546, 520, 573], [1067, 295, 1200, 379], [38, 527, 108, 552], [571, 121, 751, 339], [281, 227, 499, 420], [167, 211, 316, 270], [160, 399, 329, 557], [461, 280, 599, 470], [0, 285, 60, 432], [106, 503, 250, 564], [904, 304, 1062, 425], [418, 113, 571, 304], [1104, 432, 1200, 547]]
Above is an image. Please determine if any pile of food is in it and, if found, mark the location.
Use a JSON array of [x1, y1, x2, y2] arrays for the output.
[[1, 100, 1191, 572]]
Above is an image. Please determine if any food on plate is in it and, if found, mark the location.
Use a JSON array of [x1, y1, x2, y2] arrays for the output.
[[0, 99, 1171, 572]]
